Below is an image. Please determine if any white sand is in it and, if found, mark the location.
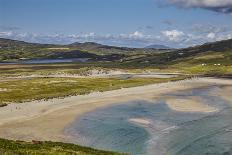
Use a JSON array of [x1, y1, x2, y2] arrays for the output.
[[0, 77, 231, 142], [129, 118, 152, 126]]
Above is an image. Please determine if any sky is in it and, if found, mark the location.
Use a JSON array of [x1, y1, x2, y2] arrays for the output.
[[0, 0, 232, 48]]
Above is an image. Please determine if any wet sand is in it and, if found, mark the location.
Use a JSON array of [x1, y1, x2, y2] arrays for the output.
[[0, 77, 231, 143], [218, 86, 232, 102], [129, 118, 152, 126], [166, 97, 218, 113]]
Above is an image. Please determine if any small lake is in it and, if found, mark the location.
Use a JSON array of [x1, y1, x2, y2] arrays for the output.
[[0, 58, 90, 64], [65, 86, 232, 155]]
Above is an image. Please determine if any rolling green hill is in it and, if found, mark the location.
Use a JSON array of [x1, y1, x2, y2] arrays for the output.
[[125, 39, 232, 65], [0, 38, 164, 62], [0, 38, 128, 62], [119, 39, 232, 76], [68, 41, 165, 54]]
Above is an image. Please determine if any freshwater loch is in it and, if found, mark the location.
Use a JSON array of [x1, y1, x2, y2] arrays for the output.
[[65, 85, 232, 155]]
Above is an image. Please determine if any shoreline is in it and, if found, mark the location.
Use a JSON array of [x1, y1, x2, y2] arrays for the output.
[[0, 77, 231, 143]]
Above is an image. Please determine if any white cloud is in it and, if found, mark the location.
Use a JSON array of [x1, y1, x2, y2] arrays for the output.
[[119, 31, 147, 39], [168, 0, 232, 13], [83, 32, 95, 38], [0, 27, 231, 48], [162, 30, 185, 41], [0, 31, 13, 37], [170, 0, 232, 7], [207, 32, 216, 39], [130, 31, 144, 38], [216, 34, 232, 41]]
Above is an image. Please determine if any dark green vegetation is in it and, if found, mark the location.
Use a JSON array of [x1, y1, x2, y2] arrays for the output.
[[0, 138, 126, 155], [0, 77, 184, 105]]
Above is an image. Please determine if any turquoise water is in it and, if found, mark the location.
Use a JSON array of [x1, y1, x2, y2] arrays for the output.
[[65, 86, 232, 155], [158, 108, 232, 155]]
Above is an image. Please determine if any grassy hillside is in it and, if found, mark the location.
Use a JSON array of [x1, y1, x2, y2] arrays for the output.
[[0, 38, 163, 62], [170, 50, 232, 75], [0, 138, 126, 155], [124, 39, 232, 65], [0, 38, 125, 62], [118, 39, 232, 76]]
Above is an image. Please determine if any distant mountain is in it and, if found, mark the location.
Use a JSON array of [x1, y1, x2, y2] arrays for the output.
[[69, 41, 140, 51], [68, 41, 165, 54], [179, 38, 232, 53], [145, 44, 171, 49], [69, 42, 104, 50], [0, 38, 54, 48], [0, 38, 40, 48]]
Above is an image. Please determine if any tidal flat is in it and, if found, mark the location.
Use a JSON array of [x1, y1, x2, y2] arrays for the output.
[[65, 85, 232, 155], [0, 78, 231, 155]]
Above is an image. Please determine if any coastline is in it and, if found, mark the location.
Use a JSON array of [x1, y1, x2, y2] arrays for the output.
[[0, 77, 231, 143]]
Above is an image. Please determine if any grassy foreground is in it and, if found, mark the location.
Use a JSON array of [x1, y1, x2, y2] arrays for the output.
[[0, 138, 126, 155], [0, 77, 185, 106]]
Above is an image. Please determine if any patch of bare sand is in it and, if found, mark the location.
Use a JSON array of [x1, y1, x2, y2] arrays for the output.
[[129, 118, 151, 126], [166, 97, 218, 113], [129, 118, 177, 134], [0, 88, 8, 92]]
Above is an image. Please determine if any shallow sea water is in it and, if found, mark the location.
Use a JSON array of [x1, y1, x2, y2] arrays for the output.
[[65, 85, 232, 155]]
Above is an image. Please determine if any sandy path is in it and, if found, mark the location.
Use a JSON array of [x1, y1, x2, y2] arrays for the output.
[[0, 77, 231, 142]]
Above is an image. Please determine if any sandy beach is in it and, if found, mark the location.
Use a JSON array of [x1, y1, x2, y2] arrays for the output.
[[0, 77, 231, 143]]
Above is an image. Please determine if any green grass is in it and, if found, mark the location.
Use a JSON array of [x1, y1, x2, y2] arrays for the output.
[[0, 65, 113, 77], [0, 77, 185, 105], [171, 51, 232, 75], [0, 43, 93, 61], [0, 138, 126, 155]]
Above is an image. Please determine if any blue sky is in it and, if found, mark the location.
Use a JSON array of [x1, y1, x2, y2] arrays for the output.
[[0, 0, 232, 48]]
